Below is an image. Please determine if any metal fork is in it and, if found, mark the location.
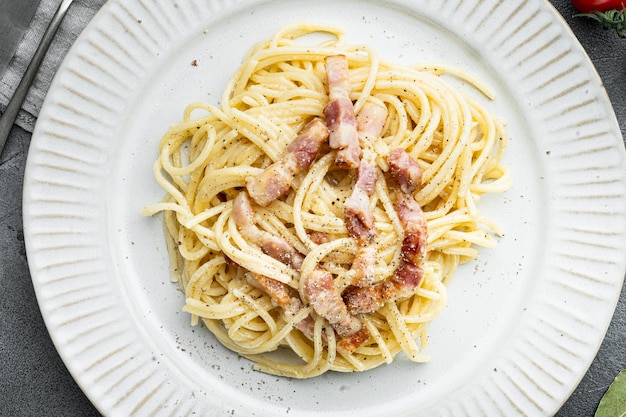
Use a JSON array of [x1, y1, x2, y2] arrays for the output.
[[0, 0, 75, 157]]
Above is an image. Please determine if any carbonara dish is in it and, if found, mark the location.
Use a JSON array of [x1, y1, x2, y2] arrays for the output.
[[142, 22, 511, 378]]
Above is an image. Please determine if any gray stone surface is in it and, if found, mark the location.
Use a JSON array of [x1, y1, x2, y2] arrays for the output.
[[0, 0, 623, 416]]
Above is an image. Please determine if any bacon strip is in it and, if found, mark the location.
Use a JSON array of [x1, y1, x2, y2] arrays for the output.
[[337, 326, 370, 353], [393, 191, 428, 266], [342, 214, 426, 314], [387, 148, 422, 194], [323, 55, 360, 169], [356, 100, 388, 141], [304, 268, 362, 337], [233, 192, 305, 270], [344, 102, 388, 286], [342, 281, 392, 315], [344, 161, 378, 241], [343, 150, 427, 315], [232, 192, 314, 335], [246, 118, 329, 207], [252, 274, 292, 307]]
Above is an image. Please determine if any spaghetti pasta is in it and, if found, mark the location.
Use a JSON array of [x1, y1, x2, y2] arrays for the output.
[[142, 22, 511, 378]]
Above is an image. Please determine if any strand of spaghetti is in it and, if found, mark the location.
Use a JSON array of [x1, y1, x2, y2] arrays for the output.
[[149, 159, 191, 213], [363, 317, 393, 364], [176, 228, 209, 261], [471, 123, 509, 185], [187, 223, 220, 252], [269, 60, 327, 85], [197, 166, 262, 203], [182, 201, 228, 230], [160, 124, 217, 177], [417, 109, 473, 204], [246, 68, 323, 96], [231, 288, 278, 333], [162, 213, 184, 284], [372, 176, 404, 273], [381, 302, 429, 363], [413, 63, 497, 99], [227, 312, 273, 351], [414, 286, 443, 301], [268, 22, 345, 48], [283, 323, 318, 362], [247, 47, 373, 74], [302, 180, 344, 219], [443, 229, 498, 248], [183, 297, 248, 319], [186, 256, 227, 300], [227, 306, 312, 354], [468, 103, 498, 177], [292, 152, 336, 248], [427, 211, 504, 243], [273, 200, 346, 235], [252, 319, 335, 378], [232, 57, 260, 99], [471, 164, 511, 194], [302, 171, 345, 220], [192, 128, 244, 163], [203, 315, 249, 352], [214, 323, 280, 356], [141, 201, 189, 218], [403, 281, 448, 323], [352, 45, 379, 114], [429, 240, 485, 257], [455, 132, 477, 215], [409, 104, 442, 159], [180, 100, 218, 121], [225, 109, 286, 161], [245, 97, 326, 123], [335, 350, 366, 372], [374, 93, 424, 152]]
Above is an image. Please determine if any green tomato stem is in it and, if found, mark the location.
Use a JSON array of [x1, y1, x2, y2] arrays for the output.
[[575, 7, 626, 37]]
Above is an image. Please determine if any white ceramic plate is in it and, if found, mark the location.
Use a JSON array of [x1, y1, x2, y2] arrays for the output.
[[23, 0, 626, 416]]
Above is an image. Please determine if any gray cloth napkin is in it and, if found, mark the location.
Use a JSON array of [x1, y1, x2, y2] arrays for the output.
[[0, 0, 106, 133]]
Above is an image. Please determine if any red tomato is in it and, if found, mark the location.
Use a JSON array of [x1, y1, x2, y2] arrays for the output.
[[571, 0, 626, 13]]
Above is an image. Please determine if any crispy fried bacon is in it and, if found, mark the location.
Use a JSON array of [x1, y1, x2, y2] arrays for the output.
[[342, 282, 387, 315], [343, 228, 426, 315], [336, 326, 371, 353], [232, 192, 314, 336], [393, 191, 428, 265], [304, 268, 362, 337], [232, 192, 304, 270], [343, 262, 425, 315], [387, 147, 422, 194], [246, 117, 329, 207], [356, 100, 388, 141], [251, 273, 293, 308], [344, 161, 378, 240], [323, 55, 360, 169], [247, 272, 316, 337], [344, 102, 388, 286], [343, 150, 427, 315]]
